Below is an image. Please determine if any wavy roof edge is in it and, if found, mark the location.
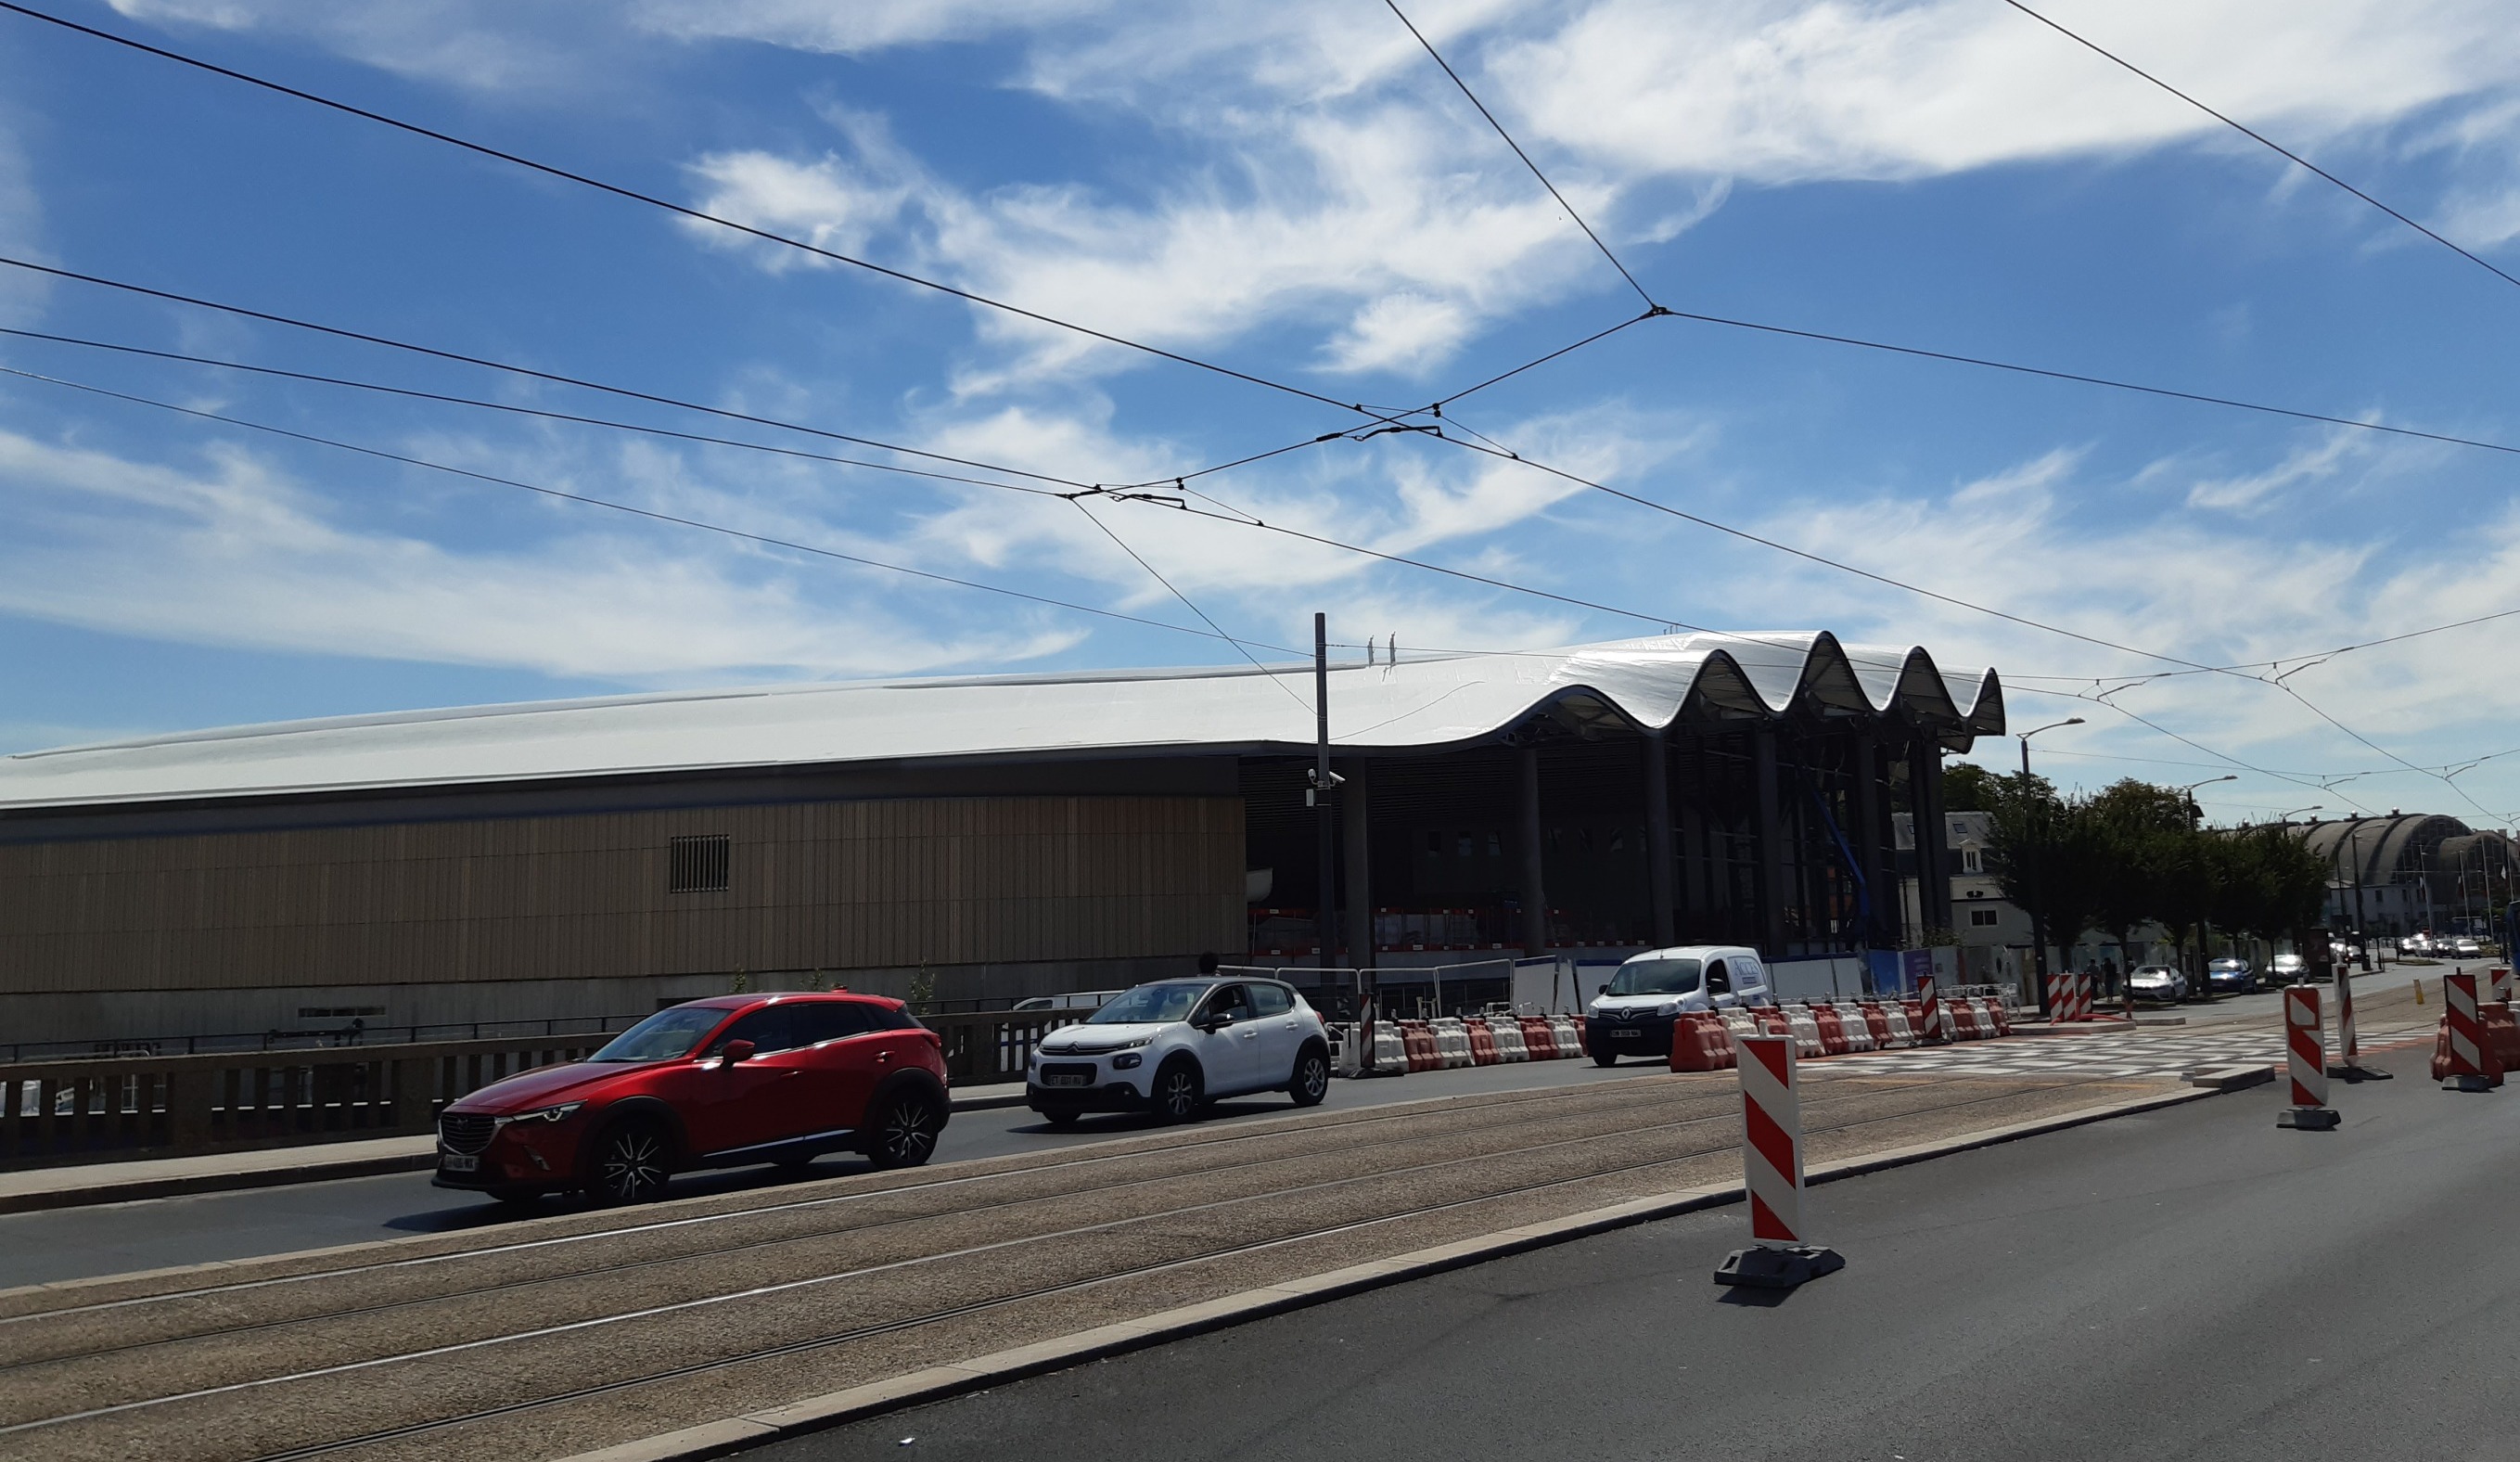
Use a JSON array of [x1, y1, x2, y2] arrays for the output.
[[0, 631, 2003, 813]]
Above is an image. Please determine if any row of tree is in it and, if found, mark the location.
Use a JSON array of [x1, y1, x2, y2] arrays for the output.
[[1943, 767, 2332, 985]]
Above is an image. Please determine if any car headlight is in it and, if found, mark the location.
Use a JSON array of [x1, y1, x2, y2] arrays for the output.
[[1655, 1001, 1681, 1017], [494, 1102, 583, 1127], [1112, 1052, 1143, 1070]]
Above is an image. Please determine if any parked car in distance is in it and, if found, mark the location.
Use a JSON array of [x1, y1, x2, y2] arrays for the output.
[[1012, 990, 1120, 1012], [1025, 977, 1330, 1125], [2401, 932, 2436, 956], [2270, 953, 2307, 983], [2450, 936, 2485, 959], [2206, 957, 2256, 995], [2129, 965, 2186, 1003], [433, 993, 949, 1207], [1584, 944, 1772, 1067]]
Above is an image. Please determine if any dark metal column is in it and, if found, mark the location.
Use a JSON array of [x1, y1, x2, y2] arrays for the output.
[[1754, 725, 1787, 956], [1519, 745, 1548, 956], [1910, 732, 1951, 936], [1341, 758, 1373, 981], [1644, 726, 1677, 947], [1853, 731, 1885, 948]]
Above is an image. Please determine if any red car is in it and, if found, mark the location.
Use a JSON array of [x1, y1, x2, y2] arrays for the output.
[[433, 993, 950, 1205]]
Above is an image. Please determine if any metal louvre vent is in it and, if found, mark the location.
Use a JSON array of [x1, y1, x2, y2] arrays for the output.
[[668, 834, 732, 894]]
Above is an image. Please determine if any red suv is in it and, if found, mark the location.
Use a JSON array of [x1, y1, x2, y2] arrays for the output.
[[433, 993, 950, 1205]]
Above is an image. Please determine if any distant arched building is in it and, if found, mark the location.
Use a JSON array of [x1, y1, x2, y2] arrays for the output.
[[2291, 814, 2517, 936]]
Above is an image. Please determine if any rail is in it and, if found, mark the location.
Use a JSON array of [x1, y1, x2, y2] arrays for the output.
[[0, 1033, 622, 1171]]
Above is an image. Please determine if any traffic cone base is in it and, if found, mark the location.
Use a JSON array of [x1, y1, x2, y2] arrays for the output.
[[2275, 1107, 2339, 1131], [1714, 1243, 1845, 1289]]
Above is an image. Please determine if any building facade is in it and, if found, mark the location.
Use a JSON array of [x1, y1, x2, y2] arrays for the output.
[[0, 633, 2003, 1047]]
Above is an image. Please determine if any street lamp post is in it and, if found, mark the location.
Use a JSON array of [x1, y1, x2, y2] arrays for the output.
[[2015, 717, 2083, 1007]]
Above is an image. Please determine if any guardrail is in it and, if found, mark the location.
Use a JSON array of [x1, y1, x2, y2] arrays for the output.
[[916, 1009, 1089, 1085], [0, 1010, 1101, 1171], [0, 1034, 614, 1172]]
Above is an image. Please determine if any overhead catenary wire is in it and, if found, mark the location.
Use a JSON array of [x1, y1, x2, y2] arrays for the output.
[[0, 363, 1304, 655], [0, 325, 1080, 499], [0, 1, 1414, 428], [0, 257, 1102, 492], [1999, 0, 2520, 298], [1380, 0, 1657, 310], [1067, 496, 1313, 710], [22, 355, 2505, 814]]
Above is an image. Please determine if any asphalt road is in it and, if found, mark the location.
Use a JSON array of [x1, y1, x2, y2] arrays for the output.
[[778, 1037, 2508, 1462], [0, 1048, 1646, 1289]]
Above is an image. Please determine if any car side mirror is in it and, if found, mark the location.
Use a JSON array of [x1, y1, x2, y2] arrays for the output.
[[721, 1039, 756, 1066]]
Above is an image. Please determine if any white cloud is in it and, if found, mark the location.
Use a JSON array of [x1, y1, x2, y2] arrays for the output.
[[0, 429, 1085, 681], [2180, 427, 2369, 513]]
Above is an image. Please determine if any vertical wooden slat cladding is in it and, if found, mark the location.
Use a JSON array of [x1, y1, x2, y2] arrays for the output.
[[0, 795, 1244, 994]]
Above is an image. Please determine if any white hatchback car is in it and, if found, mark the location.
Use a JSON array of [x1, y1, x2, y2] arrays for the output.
[[1026, 977, 1331, 1124]]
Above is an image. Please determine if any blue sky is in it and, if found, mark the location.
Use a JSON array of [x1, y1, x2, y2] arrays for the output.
[[3, 0, 2519, 829]]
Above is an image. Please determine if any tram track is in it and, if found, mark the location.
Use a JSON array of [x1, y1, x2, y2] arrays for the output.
[[1, 1070, 2167, 1461]]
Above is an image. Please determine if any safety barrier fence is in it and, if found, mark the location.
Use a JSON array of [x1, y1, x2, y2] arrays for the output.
[[0, 1007, 1094, 1172], [0, 1033, 620, 1171]]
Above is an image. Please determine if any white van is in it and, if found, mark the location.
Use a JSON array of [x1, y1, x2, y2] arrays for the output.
[[1582, 945, 1772, 1067]]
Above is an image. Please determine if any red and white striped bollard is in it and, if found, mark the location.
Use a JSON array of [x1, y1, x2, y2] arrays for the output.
[[1918, 974, 1946, 1044], [2277, 985, 2338, 1130], [1713, 1033, 1844, 1289], [2443, 970, 2493, 1093]]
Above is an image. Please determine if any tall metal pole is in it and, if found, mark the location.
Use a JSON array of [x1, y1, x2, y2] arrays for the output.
[[1313, 613, 1338, 968], [2020, 735, 2048, 995], [1313, 614, 1362, 1067]]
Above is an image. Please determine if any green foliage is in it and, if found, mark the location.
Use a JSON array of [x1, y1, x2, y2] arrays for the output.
[[1941, 761, 2001, 813], [1977, 774, 2331, 988], [906, 965, 938, 1014], [1979, 771, 2099, 952]]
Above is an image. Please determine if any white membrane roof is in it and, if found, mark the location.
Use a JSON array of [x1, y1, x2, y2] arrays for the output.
[[0, 632, 2002, 812]]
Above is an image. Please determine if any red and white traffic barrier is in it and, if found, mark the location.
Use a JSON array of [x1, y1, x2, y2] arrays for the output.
[[2073, 969, 2094, 1021], [2443, 971, 2495, 1092], [1782, 1005, 1825, 1059], [2045, 972, 2073, 1022], [1487, 1016, 1529, 1063], [1713, 1032, 1844, 1289], [1918, 975, 1946, 1044], [2277, 985, 2339, 1130], [1880, 1002, 1917, 1048], [1548, 1015, 1581, 1058], [2492, 967, 2514, 1005]]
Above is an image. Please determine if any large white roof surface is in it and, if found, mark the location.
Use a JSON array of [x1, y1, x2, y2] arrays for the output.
[[0, 632, 2001, 812]]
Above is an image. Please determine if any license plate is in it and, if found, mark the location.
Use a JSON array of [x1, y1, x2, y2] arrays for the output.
[[440, 1152, 480, 1173], [1041, 1073, 1091, 1088], [1609, 1029, 1644, 1041]]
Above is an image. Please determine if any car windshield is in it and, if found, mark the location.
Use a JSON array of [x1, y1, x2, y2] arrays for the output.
[[1086, 982, 1209, 1024], [1607, 958, 1702, 995], [2211, 960, 2245, 969], [587, 1007, 727, 1062]]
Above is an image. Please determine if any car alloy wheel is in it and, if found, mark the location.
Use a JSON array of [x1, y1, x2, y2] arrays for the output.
[[1154, 1061, 1201, 1122], [592, 1122, 671, 1205], [868, 1095, 940, 1170], [1289, 1048, 1329, 1107]]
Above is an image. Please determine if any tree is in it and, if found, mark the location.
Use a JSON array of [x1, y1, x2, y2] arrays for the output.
[[1980, 774, 2100, 982], [2084, 779, 2193, 996], [2208, 825, 2329, 957], [1941, 762, 2000, 813]]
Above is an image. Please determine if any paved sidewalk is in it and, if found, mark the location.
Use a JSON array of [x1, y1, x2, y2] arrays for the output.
[[0, 1081, 1030, 1214]]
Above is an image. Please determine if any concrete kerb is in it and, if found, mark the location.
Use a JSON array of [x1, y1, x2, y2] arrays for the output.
[[0, 1084, 1036, 1216], [547, 1082, 2221, 1462]]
